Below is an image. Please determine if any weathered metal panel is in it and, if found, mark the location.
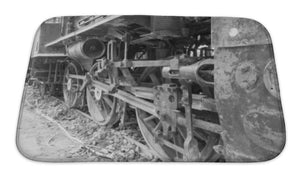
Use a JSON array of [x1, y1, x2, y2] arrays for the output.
[[31, 20, 66, 57], [212, 17, 271, 47], [212, 17, 285, 161]]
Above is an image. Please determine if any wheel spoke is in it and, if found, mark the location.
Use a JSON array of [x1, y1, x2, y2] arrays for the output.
[[103, 96, 113, 107], [193, 129, 208, 142], [159, 138, 185, 154], [143, 115, 156, 122], [153, 121, 162, 133], [149, 73, 160, 85], [136, 106, 222, 161], [100, 100, 109, 118], [178, 127, 186, 139]]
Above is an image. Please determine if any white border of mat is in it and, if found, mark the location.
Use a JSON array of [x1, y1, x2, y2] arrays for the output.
[[0, 0, 299, 180]]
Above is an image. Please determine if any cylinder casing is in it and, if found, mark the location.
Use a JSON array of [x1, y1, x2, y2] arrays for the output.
[[67, 38, 106, 70]]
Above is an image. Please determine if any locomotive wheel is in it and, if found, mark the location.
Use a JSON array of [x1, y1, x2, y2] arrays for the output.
[[86, 61, 123, 126], [134, 67, 188, 161], [136, 109, 221, 161], [135, 109, 176, 161], [86, 87, 123, 126], [63, 62, 84, 108]]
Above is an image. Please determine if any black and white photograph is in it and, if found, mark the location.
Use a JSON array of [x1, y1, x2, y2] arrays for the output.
[[16, 16, 285, 162], [1, 1, 300, 180]]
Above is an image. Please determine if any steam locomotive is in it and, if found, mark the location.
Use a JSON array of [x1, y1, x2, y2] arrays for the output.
[[28, 15, 285, 161]]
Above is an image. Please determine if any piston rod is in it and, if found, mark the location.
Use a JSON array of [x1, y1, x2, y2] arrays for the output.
[[67, 73, 221, 134]]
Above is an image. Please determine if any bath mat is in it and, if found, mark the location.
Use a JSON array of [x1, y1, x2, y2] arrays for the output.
[[17, 16, 285, 162]]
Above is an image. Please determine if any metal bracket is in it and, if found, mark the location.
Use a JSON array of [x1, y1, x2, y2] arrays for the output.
[[153, 84, 179, 137], [180, 80, 200, 161]]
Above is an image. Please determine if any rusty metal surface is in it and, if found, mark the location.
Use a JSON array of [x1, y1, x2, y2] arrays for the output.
[[31, 22, 66, 57], [212, 17, 271, 47], [67, 38, 106, 70], [162, 58, 214, 87], [212, 17, 285, 161], [25, 16, 287, 162], [45, 15, 122, 47]]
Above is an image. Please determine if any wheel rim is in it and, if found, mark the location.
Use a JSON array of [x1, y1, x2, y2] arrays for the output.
[[135, 109, 174, 161], [136, 108, 221, 161], [63, 62, 82, 108], [86, 61, 123, 126], [86, 86, 119, 125], [136, 109, 193, 161]]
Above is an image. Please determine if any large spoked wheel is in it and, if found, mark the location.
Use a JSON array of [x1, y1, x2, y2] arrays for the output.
[[136, 109, 221, 161], [63, 62, 84, 108], [136, 109, 175, 161], [133, 67, 221, 161], [86, 61, 124, 126]]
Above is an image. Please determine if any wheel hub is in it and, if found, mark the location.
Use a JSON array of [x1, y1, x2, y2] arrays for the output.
[[94, 86, 103, 101]]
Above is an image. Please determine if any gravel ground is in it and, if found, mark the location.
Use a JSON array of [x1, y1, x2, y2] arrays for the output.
[[17, 86, 157, 162]]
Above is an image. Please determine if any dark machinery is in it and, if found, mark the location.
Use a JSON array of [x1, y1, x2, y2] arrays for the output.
[[28, 16, 285, 161]]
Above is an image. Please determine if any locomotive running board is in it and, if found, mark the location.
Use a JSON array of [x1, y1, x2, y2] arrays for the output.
[[17, 16, 285, 162]]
